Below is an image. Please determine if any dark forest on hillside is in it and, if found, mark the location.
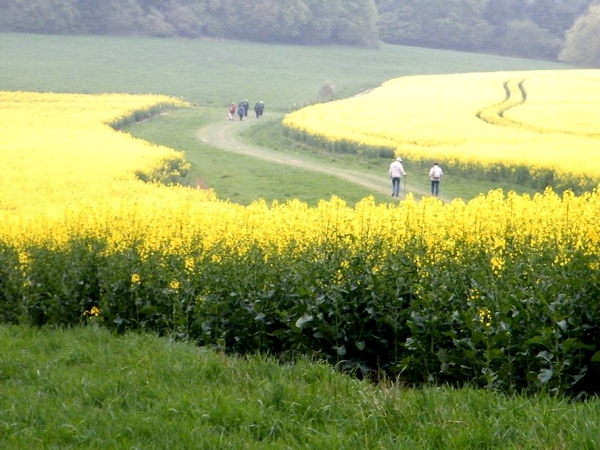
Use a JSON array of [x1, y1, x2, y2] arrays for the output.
[[1, 0, 598, 66]]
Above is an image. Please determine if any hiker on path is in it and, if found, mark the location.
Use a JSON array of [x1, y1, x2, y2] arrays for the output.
[[238, 99, 249, 117], [228, 103, 236, 121], [389, 157, 407, 197], [429, 162, 443, 196], [237, 104, 245, 121], [254, 101, 264, 118]]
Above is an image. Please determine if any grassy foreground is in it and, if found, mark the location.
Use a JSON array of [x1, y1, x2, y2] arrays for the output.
[[1, 325, 599, 449]]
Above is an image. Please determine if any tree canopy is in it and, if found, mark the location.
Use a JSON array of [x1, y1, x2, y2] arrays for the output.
[[0, 0, 598, 65], [0, 0, 379, 47], [559, 4, 600, 67]]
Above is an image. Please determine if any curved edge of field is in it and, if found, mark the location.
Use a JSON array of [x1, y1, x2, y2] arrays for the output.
[[195, 113, 441, 202]]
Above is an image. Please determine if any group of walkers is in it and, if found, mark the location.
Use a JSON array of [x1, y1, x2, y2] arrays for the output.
[[228, 100, 264, 121], [389, 157, 444, 198], [225, 103, 443, 198]]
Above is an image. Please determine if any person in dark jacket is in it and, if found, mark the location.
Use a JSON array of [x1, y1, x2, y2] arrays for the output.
[[237, 104, 245, 121], [241, 99, 249, 116], [254, 101, 264, 118]]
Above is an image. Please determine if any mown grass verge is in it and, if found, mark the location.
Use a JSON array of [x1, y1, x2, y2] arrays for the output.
[[2, 324, 600, 449], [240, 114, 541, 199], [126, 106, 539, 204]]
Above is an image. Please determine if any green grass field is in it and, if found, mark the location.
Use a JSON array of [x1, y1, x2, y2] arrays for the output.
[[2, 33, 597, 448], [126, 106, 402, 206], [2, 325, 600, 449], [0, 32, 568, 109]]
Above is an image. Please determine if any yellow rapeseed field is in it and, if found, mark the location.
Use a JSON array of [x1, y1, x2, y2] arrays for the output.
[[1, 89, 599, 266], [283, 70, 600, 190], [3, 90, 599, 396], [0, 91, 215, 248], [0, 91, 193, 211]]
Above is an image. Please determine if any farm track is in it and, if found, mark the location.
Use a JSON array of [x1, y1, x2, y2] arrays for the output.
[[196, 113, 440, 201]]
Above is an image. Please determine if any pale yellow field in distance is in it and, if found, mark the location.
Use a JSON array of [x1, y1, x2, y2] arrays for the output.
[[282, 70, 600, 191]]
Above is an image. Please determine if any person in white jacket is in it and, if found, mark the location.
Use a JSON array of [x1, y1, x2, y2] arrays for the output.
[[429, 162, 443, 196], [389, 157, 407, 197]]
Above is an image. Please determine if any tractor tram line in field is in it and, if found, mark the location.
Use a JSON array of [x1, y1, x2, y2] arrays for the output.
[[476, 78, 526, 128]]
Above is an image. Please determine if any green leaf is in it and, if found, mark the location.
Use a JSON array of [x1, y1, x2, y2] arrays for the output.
[[538, 368, 553, 384], [561, 337, 577, 354], [335, 345, 347, 356], [437, 348, 448, 363], [295, 314, 313, 329], [525, 336, 550, 349], [526, 371, 539, 383], [537, 350, 554, 362], [557, 320, 567, 333], [404, 337, 417, 351], [592, 351, 600, 362], [485, 348, 504, 361]]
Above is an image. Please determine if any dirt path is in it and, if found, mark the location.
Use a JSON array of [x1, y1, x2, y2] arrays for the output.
[[196, 114, 439, 201]]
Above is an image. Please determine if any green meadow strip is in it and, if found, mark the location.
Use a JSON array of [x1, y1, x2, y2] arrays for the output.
[[1, 325, 600, 449]]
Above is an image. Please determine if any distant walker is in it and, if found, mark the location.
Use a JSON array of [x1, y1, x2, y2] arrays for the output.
[[254, 101, 264, 118], [237, 104, 245, 121], [389, 157, 407, 197], [429, 162, 443, 196]]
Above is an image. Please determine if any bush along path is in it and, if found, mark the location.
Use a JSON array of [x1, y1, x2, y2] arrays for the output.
[[195, 113, 442, 201]]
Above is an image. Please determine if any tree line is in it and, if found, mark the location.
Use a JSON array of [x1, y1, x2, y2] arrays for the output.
[[1, 0, 598, 66], [0, 0, 378, 47], [375, 0, 600, 67]]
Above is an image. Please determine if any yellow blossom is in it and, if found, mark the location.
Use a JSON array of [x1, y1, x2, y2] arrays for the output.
[[478, 308, 492, 327], [184, 256, 195, 272], [84, 306, 101, 317]]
